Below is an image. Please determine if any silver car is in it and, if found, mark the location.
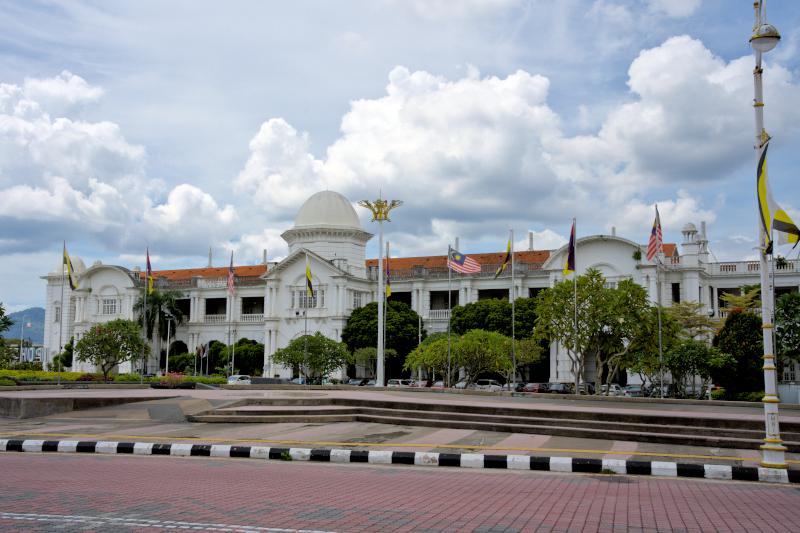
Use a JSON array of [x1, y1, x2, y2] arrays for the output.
[[227, 374, 251, 385]]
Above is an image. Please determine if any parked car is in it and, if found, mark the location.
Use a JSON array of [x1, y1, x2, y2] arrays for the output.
[[623, 384, 644, 397], [454, 380, 473, 389], [387, 379, 413, 387], [291, 376, 309, 385], [474, 379, 503, 392], [365, 379, 376, 386], [431, 380, 445, 389], [227, 374, 251, 385], [501, 382, 525, 392], [347, 378, 369, 386], [600, 384, 623, 396], [548, 382, 572, 394], [522, 382, 550, 393]]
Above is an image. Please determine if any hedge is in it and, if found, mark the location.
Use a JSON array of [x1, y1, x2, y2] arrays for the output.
[[0, 370, 225, 385]]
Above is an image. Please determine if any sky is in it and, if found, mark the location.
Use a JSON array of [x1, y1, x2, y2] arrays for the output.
[[1, 0, 799, 312]]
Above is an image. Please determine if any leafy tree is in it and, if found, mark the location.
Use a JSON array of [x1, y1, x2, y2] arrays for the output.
[[404, 335, 454, 384], [342, 301, 425, 357], [0, 304, 14, 368], [534, 269, 613, 390], [51, 337, 74, 371], [0, 303, 12, 335], [454, 329, 512, 384], [450, 297, 538, 339], [221, 338, 265, 376], [719, 286, 760, 315], [627, 307, 681, 389], [167, 352, 195, 373], [272, 332, 351, 381], [776, 292, 800, 365], [75, 319, 146, 381], [713, 310, 764, 397], [133, 289, 186, 370], [666, 301, 718, 341], [664, 339, 734, 398], [353, 346, 398, 378]]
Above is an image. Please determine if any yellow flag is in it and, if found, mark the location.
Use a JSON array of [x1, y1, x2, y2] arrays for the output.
[[758, 142, 800, 252]]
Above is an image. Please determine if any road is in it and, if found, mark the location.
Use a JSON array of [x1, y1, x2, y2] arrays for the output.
[[1, 454, 798, 532]]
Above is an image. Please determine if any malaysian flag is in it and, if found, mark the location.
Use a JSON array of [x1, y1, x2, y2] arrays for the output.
[[646, 205, 663, 262], [227, 251, 236, 295], [447, 247, 481, 274]]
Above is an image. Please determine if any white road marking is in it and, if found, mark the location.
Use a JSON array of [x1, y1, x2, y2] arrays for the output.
[[0, 512, 337, 533]]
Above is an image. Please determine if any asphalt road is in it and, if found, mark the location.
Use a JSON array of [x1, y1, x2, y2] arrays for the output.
[[1, 454, 798, 532]]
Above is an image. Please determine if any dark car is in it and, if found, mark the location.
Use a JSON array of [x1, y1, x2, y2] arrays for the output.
[[347, 378, 369, 386], [548, 383, 572, 394], [522, 382, 550, 393]]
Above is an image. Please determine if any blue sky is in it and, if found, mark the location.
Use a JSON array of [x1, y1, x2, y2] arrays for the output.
[[1, 0, 799, 311]]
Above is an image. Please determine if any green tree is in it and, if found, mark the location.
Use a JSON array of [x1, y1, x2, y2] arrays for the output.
[[720, 286, 761, 315], [664, 339, 734, 398], [353, 346, 398, 378], [534, 269, 612, 390], [454, 329, 512, 384], [665, 301, 718, 342], [404, 334, 456, 385], [713, 310, 763, 397], [776, 292, 800, 366], [75, 319, 146, 381], [450, 297, 538, 339], [133, 289, 186, 370], [272, 332, 351, 382], [221, 338, 265, 376], [342, 301, 425, 357], [51, 337, 74, 371], [627, 307, 681, 389], [0, 304, 14, 368], [167, 352, 195, 373]]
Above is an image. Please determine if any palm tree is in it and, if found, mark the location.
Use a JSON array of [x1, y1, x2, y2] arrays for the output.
[[134, 289, 186, 371]]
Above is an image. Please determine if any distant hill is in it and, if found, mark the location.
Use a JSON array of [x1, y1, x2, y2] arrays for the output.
[[2, 307, 45, 344]]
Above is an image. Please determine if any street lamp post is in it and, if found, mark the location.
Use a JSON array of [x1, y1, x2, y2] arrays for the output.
[[750, 0, 786, 469], [164, 312, 174, 375], [358, 197, 402, 387]]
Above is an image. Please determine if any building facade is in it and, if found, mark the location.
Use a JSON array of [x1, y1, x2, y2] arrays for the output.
[[42, 191, 800, 394]]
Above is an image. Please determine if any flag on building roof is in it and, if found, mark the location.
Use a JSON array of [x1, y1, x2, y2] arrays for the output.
[[757, 141, 800, 254], [62, 242, 77, 290], [146, 247, 154, 293], [227, 251, 236, 296], [563, 220, 576, 276], [494, 236, 512, 279], [447, 248, 481, 274], [305, 253, 314, 296], [646, 205, 663, 262]]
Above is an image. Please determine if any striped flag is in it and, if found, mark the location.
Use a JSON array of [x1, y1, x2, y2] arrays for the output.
[[494, 236, 512, 279], [447, 248, 481, 274], [146, 247, 154, 293], [757, 141, 800, 253], [305, 254, 314, 296], [62, 242, 78, 290], [646, 205, 663, 262], [563, 220, 576, 276], [227, 251, 236, 295]]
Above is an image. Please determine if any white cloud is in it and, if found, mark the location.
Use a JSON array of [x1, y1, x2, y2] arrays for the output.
[[387, 0, 522, 20], [648, 0, 701, 18], [23, 70, 104, 114]]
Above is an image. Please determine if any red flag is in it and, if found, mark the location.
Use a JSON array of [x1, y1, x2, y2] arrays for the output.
[[227, 251, 235, 295], [646, 205, 663, 262]]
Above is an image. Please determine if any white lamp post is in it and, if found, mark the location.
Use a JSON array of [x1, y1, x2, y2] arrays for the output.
[[750, 0, 786, 469], [358, 197, 402, 387]]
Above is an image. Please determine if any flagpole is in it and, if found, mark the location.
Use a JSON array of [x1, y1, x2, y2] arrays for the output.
[[573, 218, 578, 389], [656, 255, 664, 399], [384, 241, 389, 370], [510, 229, 516, 386], [751, 1, 785, 468], [447, 244, 452, 388], [141, 248, 148, 384], [58, 242, 66, 386]]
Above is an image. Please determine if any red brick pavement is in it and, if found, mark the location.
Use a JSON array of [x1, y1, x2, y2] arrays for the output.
[[1, 454, 798, 532]]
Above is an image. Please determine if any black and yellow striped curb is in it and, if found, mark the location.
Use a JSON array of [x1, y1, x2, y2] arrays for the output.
[[2, 438, 799, 484]]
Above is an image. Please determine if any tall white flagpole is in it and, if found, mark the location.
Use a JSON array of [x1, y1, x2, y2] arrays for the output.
[[447, 244, 452, 388], [58, 242, 66, 385], [510, 229, 516, 386], [573, 219, 578, 388]]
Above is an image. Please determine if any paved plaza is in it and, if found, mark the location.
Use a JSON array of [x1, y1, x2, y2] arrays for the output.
[[1, 452, 798, 532], [1, 388, 799, 467]]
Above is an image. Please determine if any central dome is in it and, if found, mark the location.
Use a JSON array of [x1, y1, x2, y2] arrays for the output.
[[294, 190, 362, 229]]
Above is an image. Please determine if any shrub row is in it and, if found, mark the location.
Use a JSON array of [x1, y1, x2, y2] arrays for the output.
[[0, 370, 225, 385]]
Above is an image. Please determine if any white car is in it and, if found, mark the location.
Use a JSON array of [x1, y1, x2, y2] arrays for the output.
[[601, 384, 623, 396], [474, 379, 503, 392], [227, 374, 251, 385]]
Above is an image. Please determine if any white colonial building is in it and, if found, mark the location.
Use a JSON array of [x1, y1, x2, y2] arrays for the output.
[[42, 190, 800, 395]]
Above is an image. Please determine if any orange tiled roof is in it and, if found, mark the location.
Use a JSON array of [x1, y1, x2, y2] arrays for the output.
[[138, 264, 268, 281], [662, 243, 678, 257], [366, 250, 551, 270]]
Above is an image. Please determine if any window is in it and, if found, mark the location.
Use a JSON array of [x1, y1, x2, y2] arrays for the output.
[[101, 298, 117, 315], [54, 306, 61, 323], [783, 361, 796, 382], [671, 283, 681, 303], [353, 291, 363, 309], [295, 289, 325, 309]]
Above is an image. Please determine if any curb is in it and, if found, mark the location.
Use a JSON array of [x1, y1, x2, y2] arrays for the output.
[[2, 438, 798, 485]]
